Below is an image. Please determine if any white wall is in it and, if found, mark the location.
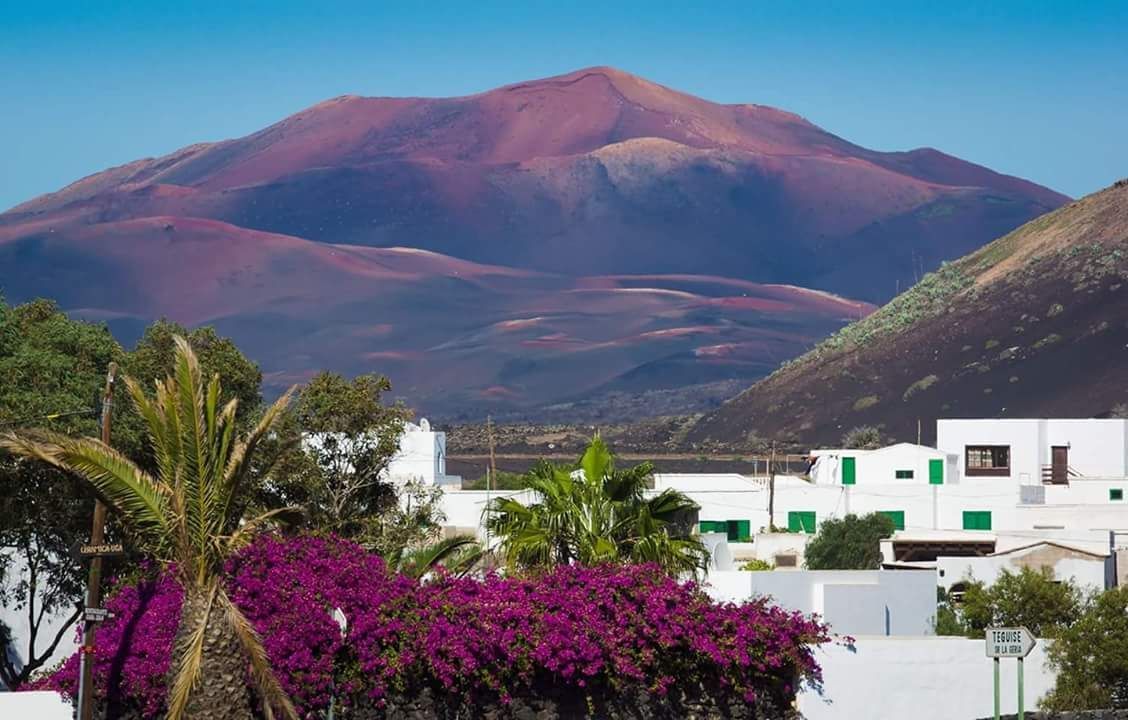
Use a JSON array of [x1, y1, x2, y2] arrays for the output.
[[0, 691, 71, 719], [798, 636, 1056, 720], [705, 570, 936, 637], [438, 489, 532, 539]]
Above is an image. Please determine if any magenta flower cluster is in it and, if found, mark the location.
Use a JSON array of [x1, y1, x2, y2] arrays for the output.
[[38, 535, 828, 717]]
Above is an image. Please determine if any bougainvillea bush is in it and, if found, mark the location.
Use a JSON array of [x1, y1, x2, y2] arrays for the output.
[[37, 535, 829, 718]]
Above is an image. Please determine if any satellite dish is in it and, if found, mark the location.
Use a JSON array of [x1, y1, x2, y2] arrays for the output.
[[420, 418, 431, 432]]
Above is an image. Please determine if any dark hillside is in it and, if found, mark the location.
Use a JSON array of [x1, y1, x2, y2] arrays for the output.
[[689, 180, 1128, 448]]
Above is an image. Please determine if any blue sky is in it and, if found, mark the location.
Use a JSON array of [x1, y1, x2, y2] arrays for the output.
[[2, 1, 1125, 210]]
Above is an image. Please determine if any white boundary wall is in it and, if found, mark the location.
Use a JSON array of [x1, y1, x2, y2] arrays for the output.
[[798, 636, 1056, 720], [0, 691, 71, 719]]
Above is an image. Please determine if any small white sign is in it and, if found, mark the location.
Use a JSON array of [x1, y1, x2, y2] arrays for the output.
[[985, 626, 1036, 658], [84, 607, 115, 623]]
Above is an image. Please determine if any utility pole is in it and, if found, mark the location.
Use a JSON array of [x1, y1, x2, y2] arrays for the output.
[[485, 416, 496, 553], [77, 362, 116, 720], [768, 442, 776, 532]]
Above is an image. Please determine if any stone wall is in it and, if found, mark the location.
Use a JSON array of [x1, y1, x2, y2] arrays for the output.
[[93, 685, 790, 720]]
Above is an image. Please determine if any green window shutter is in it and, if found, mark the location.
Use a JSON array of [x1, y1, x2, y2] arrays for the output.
[[962, 511, 992, 531], [880, 511, 905, 531], [1111, 489, 1124, 501], [737, 520, 751, 540], [789, 511, 816, 534], [842, 457, 856, 485], [929, 459, 944, 485], [802, 512, 817, 533], [700, 521, 725, 534]]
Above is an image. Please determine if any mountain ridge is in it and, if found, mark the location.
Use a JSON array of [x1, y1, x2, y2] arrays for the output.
[[0, 67, 1069, 417]]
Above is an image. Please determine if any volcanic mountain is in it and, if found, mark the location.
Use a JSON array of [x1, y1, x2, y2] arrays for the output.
[[0, 67, 1068, 417], [689, 180, 1128, 447]]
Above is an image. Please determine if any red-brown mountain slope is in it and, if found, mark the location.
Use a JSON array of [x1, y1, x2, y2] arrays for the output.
[[0, 216, 871, 415]]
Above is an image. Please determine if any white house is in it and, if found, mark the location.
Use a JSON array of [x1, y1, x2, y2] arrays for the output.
[[385, 419, 462, 487], [304, 418, 462, 488], [810, 442, 954, 487], [936, 418, 1128, 485]]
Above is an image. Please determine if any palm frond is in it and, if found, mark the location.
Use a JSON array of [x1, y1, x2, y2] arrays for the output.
[[398, 535, 483, 579], [0, 431, 171, 546], [220, 387, 294, 516], [222, 507, 302, 554], [221, 590, 299, 720]]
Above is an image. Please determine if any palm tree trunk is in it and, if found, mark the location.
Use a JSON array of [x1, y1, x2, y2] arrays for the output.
[[172, 588, 256, 720]]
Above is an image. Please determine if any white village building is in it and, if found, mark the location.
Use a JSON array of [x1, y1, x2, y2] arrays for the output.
[[384, 418, 462, 487]]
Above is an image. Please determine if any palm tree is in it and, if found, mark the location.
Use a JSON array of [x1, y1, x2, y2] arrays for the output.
[[486, 436, 707, 574], [388, 534, 484, 579], [1, 337, 298, 720]]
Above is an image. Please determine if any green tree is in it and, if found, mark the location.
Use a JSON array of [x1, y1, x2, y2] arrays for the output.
[[118, 320, 263, 462], [933, 586, 968, 636], [2, 338, 297, 720], [0, 298, 122, 688], [261, 372, 414, 551], [804, 513, 895, 570], [1042, 587, 1128, 711], [959, 567, 1082, 639], [486, 436, 708, 575], [841, 425, 884, 449]]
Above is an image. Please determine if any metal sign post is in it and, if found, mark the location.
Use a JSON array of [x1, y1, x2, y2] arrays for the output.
[[985, 626, 1036, 720]]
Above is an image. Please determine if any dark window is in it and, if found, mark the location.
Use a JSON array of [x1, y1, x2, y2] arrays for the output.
[[966, 445, 1010, 476], [895, 469, 914, 479], [1112, 488, 1124, 502]]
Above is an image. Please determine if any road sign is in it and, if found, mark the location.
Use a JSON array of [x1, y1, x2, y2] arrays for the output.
[[83, 607, 115, 623], [75, 542, 125, 558], [985, 627, 1036, 658]]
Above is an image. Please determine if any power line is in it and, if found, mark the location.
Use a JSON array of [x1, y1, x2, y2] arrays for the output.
[[0, 407, 97, 429]]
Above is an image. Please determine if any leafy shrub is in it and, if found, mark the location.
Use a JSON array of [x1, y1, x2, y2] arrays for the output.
[[804, 513, 895, 570], [740, 559, 774, 572], [1042, 587, 1128, 711], [852, 395, 879, 412], [841, 426, 884, 450], [958, 567, 1082, 640], [902, 374, 939, 401], [1034, 333, 1064, 349], [38, 535, 830, 716]]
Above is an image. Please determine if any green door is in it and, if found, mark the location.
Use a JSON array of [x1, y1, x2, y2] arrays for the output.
[[788, 511, 817, 534], [962, 511, 992, 531], [880, 510, 906, 531], [929, 459, 944, 485], [842, 457, 856, 485]]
